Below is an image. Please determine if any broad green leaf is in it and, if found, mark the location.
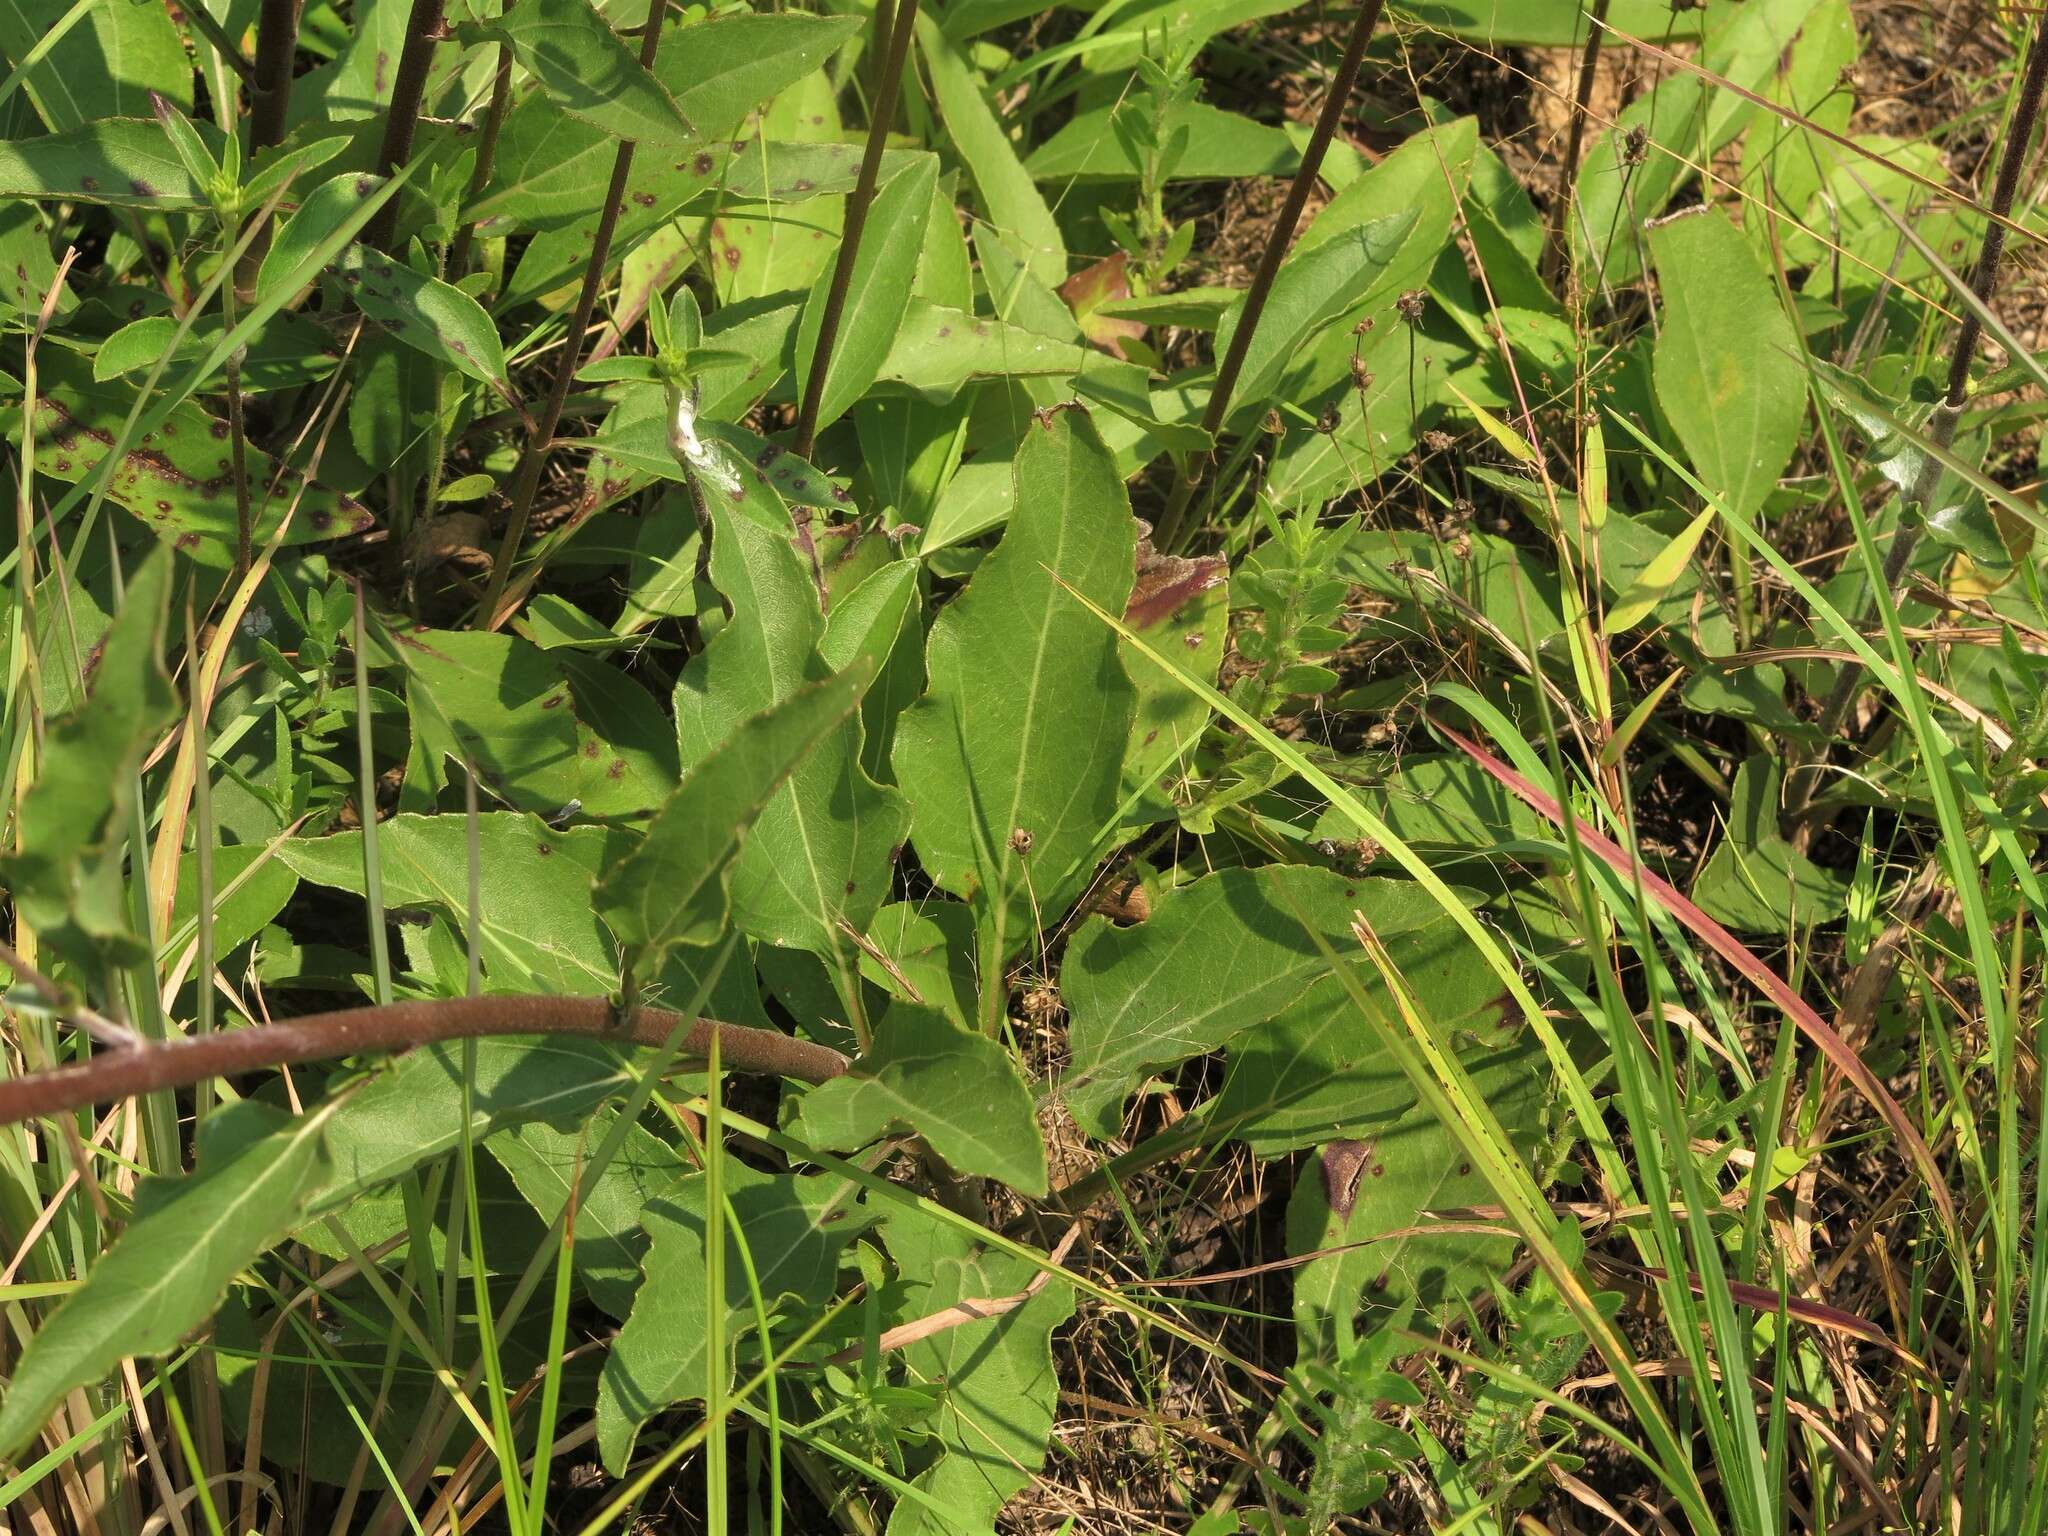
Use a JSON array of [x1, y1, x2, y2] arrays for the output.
[[881, 1204, 1073, 1536], [0, 0, 188, 133], [277, 813, 631, 993], [1122, 545, 1226, 802], [789, 1005, 1046, 1192], [917, 13, 1064, 288], [876, 301, 1091, 399], [92, 313, 343, 394], [1691, 756, 1851, 933], [0, 201, 60, 316], [392, 630, 675, 817], [478, 0, 694, 146], [665, 10, 862, 140], [674, 490, 908, 962], [793, 156, 938, 435], [857, 901, 979, 1029], [1213, 209, 1418, 425], [169, 842, 299, 962], [598, 662, 873, 972], [1287, 1073, 1548, 1362], [1400, 0, 1702, 45], [1026, 100, 1295, 181], [1060, 865, 1515, 1151], [336, 244, 509, 393], [1, 547, 176, 968], [0, 1098, 338, 1460], [1603, 504, 1716, 634], [1308, 755, 1549, 854], [597, 1166, 869, 1472], [891, 407, 1136, 961], [28, 353, 372, 562], [488, 1111, 690, 1318], [0, 117, 206, 206], [1647, 208, 1804, 525], [257, 173, 390, 304]]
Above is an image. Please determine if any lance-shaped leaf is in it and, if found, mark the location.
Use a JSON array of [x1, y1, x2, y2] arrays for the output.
[[881, 1205, 1074, 1536], [1060, 865, 1514, 1149], [476, 0, 694, 146], [1, 547, 176, 969], [1647, 206, 1804, 524], [788, 1006, 1045, 1193], [0, 118, 208, 207], [0, 1098, 340, 1460], [891, 407, 1136, 960], [335, 244, 509, 395], [674, 483, 910, 964], [599, 660, 873, 973], [793, 155, 937, 435], [597, 1166, 871, 1472]]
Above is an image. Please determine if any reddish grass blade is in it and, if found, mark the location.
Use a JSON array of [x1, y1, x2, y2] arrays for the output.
[[1432, 717, 1958, 1234]]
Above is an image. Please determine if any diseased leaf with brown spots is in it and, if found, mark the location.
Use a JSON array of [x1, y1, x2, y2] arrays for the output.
[[29, 353, 371, 565]]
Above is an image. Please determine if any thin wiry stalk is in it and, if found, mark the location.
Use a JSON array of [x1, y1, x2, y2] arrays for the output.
[[181, 3, 260, 89], [0, 996, 849, 1128], [476, 7, 668, 630], [363, 0, 448, 250], [1154, 0, 1387, 551], [247, 0, 301, 151], [1788, 19, 2048, 827], [1542, 0, 1611, 286], [447, 42, 514, 281], [791, 0, 917, 462]]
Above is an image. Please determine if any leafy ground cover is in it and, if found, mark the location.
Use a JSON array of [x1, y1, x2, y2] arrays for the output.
[[0, 0, 2044, 1529]]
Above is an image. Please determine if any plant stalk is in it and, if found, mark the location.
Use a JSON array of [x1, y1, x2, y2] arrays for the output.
[[1787, 19, 2048, 828], [363, 0, 449, 250], [247, 0, 301, 151], [447, 42, 515, 281], [1542, 0, 1611, 286], [791, 0, 917, 463], [1154, 0, 1386, 551], [476, 2, 668, 629], [0, 997, 849, 1127]]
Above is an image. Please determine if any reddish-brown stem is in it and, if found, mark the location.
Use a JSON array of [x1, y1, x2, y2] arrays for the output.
[[1153, 0, 1386, 550], [363, 0, 448, 250], [0, 997, 849, 1128], [447, 43, 516, 281], [1541, 0, 1611, 286], [791, 0, 917, 463], [476, 6, 667, 629], [248, 0, 301, 152]]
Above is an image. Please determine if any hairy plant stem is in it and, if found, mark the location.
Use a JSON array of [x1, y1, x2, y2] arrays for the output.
[[1786, 20, 2048, 831], [1541, 0, 1610, 286], [791, 0, 917, 463], [1153, 0, 1386, 552], [446, 43, 515, 281], [476, 9, 667, 630], [363, 0, 449, 250], [0, 997, 849, 1127]]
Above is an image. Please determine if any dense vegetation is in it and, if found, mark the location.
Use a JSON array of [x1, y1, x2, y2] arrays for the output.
[[0, 0, 2043, 1528]]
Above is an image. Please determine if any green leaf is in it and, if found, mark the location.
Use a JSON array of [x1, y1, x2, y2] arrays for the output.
[[1122, 546, 1226, 802], [665, 10, 862, 140], [1213, 209, 1418, 424], [1, 547, 177, 968], [891, 406, 1136, 962], [1060, 865, 1515, 1151], [0, 1098, 338, 1461], [675, 490, 909, 963], [1691, 756, 1852, 933], [597, 661, 874, 973], [1602, 504, 1716, 634], [789, 1005, 1046, 1193], [880, 1204, 1073, 1536], [793, 156, 938, 435], [488, 1110, 690, 1318], [0, 0, 189, 133], [257, 173, 390, 304], [28, 352, 372, 562], [477, 0, 694, 146], [392, 630, 676, 817], [917, 13, 1064, 289], [597, 1166, 869, 1472], [1027, 100, 1295, 182], [0, 117, 206, 206], [277, 813, 629, 993], [876, 301, 1090, 399], [1647, 208, 1805, 524], [335, 244, 510, 393]]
